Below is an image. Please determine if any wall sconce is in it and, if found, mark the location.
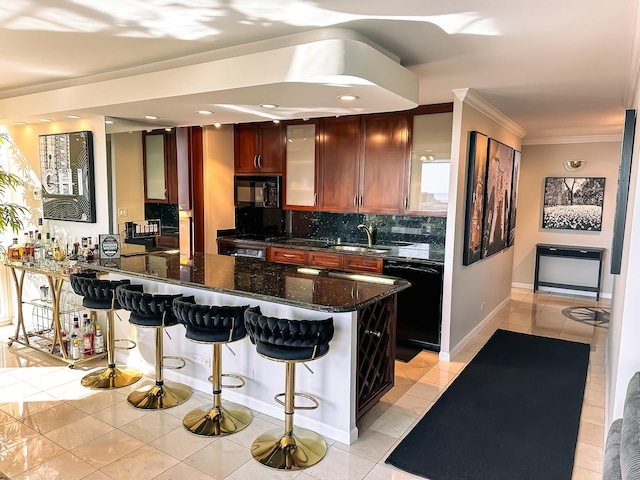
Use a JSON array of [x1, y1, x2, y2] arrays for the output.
[[564, 160, 587, 172]]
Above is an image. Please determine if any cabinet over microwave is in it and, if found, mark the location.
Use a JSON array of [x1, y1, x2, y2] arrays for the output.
[[234, 176, 281, 208]]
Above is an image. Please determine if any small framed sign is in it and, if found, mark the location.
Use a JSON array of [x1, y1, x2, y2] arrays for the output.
[[99, 234, 121, 259]]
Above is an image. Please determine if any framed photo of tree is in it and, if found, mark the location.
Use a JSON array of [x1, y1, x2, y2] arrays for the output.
[[39, 131, 96, 223], [542, 177, 605, 231]]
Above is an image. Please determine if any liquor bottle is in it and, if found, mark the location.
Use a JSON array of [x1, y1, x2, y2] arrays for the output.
[[53, 237, 65, 261], [24, 231, 35, 263], [71, 317, 81, 339], [70, 337, 83, 360], [34, 233, 44, 265], [60, 330, 69, 356], [82, 314, 94, 356], [44, 233, 53, 260], [7, 237, 23, 261], [94, 325, 104, 354]]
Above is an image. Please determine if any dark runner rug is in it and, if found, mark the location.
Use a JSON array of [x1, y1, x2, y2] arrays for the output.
[[385, 329, 590, 480]]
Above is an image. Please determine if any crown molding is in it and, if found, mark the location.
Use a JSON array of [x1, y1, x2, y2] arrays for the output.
[[623, 2, 640, 107], [522, 134, 621, 145], [453, 88, 527, 138]]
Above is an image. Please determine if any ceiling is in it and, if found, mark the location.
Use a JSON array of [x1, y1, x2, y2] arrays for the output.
[[0, 0, 637, 141]]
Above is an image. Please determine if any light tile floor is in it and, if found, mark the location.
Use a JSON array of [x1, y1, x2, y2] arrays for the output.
[[0, 288, 608, 479]]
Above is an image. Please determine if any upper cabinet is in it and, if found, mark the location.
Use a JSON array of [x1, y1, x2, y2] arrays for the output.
[[359, 113, 408, 214], [318, 116, 361, 212], [143, 130, 177, 204], [234, 122, 283, 174], [284, 120, 318, 210], [405, 105, 454, 215]]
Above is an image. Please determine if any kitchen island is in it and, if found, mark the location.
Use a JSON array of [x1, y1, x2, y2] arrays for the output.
[[80, 252, 409, 444]]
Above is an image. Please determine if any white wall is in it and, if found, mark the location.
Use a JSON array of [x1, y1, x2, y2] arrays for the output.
[[7, 117, 109, 245], [112, 131, 145, 226], [512, 142, 621, 297], [441, 91, 523, 359]]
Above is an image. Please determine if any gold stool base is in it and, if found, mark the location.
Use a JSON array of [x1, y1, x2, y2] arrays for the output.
[[81, 366, 143, 390], [251, 427, 327, 470], [183, 402, 252, 436], [127, 381, 192, 409]]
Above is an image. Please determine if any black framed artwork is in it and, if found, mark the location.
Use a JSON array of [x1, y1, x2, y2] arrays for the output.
[[507, 150, 521, 247], [542, 177, 605, 231], [463, 131, 489, 265], [39, 130, 96, 223], [482, 138, 515, 258], [611, 109, 636, 274]]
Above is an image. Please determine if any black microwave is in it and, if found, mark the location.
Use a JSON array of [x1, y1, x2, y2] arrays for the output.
[[234, 176, 281, 208]]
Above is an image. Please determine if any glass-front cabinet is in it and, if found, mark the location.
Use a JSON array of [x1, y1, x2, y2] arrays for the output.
[[406, 110, 453, 215], [284, 120, 318, 209]]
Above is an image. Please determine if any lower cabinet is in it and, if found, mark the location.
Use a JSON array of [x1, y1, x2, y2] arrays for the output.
[[267, 247, 383, 273]]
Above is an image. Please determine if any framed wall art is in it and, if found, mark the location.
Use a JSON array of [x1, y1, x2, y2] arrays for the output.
[[611, 109, 636, 274], [39, 130, 96, 223], [481, 138, 515, 258], [463, 131, 489, 265], [542, 177, 605, 231], [507, 150, 521, 247]]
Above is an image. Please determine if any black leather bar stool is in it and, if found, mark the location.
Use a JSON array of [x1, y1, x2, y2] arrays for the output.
[[69, 272, 143, 389], [244, 306, 334, 470], [172, 296, 252, 436], [115, 284, 192, 409]]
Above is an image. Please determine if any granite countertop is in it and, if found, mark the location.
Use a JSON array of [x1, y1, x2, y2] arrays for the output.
[[221, 236, 445, 264], [81, 252, 410, 313]]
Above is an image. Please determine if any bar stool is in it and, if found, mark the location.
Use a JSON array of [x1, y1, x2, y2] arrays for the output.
[[69, 272, 143, 389], [115, 284, 192, 409], [244, 306, 334, 470], [172, 296, 252, 436]]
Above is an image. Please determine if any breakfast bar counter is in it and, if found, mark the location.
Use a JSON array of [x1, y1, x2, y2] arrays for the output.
[[79, 252, 409, 444]]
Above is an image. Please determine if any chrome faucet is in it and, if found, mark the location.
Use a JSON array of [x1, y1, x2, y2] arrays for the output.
[[357, 224, 376, 247]]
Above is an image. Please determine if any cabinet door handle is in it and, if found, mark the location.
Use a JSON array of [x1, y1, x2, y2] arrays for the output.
[[253, 155, 258, 168], [258, 155, 262, 168], [579, 250, 588, 254], [314, 193, 318, 206], [353, 195, 358, 207], [360, 195, 363, 207], [404, 197, 408, 209], [283, 254, 295, 258], [365, 329, 382, 338], [549, 248, 557, 251]]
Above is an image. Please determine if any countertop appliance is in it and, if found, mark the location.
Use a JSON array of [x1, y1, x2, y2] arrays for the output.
[[383, 259, 443, 353], [234, 175, 281, 208], [217, 236, 269, 260]]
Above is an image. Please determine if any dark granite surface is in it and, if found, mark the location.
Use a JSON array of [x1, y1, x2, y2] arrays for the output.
[[81, 252, 410, 313], [220, 235, 445, 264]]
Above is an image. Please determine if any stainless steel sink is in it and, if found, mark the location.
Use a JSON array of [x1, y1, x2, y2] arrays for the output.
[[329, 245, 389, 254]]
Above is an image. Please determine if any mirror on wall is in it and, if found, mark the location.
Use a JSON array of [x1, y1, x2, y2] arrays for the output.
[[107, 117, 179, 254]]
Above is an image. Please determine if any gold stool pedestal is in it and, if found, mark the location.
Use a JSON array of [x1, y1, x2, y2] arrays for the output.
[[127, 381, 192, 409], [183, 402, 252, 436], [250, 427, 327, 470], [81, 366, 142, 389]]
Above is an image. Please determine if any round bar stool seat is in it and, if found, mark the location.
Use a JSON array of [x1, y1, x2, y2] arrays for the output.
[[244, 306, 334, 470], [69, 273, 143, 389], [116, 285, 192, 410], [172, 296, 252, 436]]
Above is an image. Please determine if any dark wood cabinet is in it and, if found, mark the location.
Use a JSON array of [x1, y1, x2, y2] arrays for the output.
[[268, 246, 308, 265], [142, 130, 177, 204], [267, 246, 383, 274], [318, 116, 361, 212], [234, 122, 283, 174], [359, 114, 408, 214], [343, 255, 383, 274], [308, 251, 342, 269]]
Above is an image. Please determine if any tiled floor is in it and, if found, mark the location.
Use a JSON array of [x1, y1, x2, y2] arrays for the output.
[[0, 288, 607, 479]]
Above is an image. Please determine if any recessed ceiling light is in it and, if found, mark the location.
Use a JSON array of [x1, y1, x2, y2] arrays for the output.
[[197, 110, 213, 115], [67, 115, 81, 119], [272, 120, 280, 124], [105, 120, 114, 124], [144, 115, 158, 120], [338, 95, 359, 101], [39, 118, 52, 122], [260, 104, 278, 109], [213, 123, 221, 128], [14, 121, 26, 125], [164, 128, 172, 132]]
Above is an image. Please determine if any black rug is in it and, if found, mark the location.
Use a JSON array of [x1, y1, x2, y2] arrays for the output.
[[385, 329, 590, 480], [396, 344, 423, 363]]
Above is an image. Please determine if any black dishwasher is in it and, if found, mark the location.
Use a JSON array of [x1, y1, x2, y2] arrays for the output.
[[383, 259, 443, 353]]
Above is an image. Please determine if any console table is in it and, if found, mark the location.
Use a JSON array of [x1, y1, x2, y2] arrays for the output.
[[534, 244, 605, 300]]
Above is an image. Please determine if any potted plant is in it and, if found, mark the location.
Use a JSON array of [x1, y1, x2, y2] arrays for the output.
[[0, 135, 28, 256]]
